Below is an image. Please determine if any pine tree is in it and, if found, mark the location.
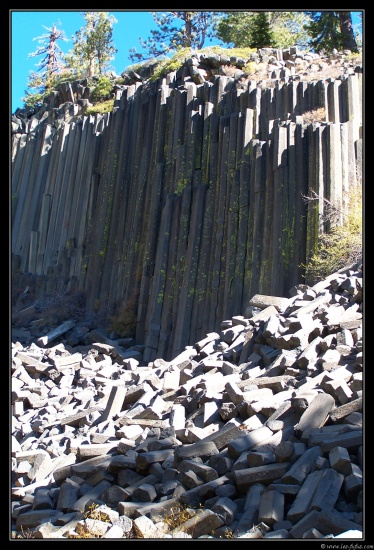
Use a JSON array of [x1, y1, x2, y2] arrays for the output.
[[22, 23, 68, 107], [65, 12, 117, 77], [129, 11, 218, 63], [304, 11, 359, 52], [269, 12, 312, 49], [28, 23, 67, 77], [215, 11, 311, 50], [249, 12, 275, 49], [214, 12, 255, 47]]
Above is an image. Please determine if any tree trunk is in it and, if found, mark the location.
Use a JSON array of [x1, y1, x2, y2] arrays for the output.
[[184, 12, 193, 47], [339, 12, 358, 52], [89, 56, 95, 77]]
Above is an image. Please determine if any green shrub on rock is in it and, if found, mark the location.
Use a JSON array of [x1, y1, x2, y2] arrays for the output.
[[91, 76, 113, 102]]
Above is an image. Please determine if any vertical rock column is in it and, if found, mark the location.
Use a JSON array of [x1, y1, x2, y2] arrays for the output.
[[12, 133, 42, 271], [66, 114, 98, 281], [305, 123, 325, 271], [269, 123, 288, 295], [326, 123, 343, 225], [41, 122, 76, 277], [83, 112, 117, 309], [326, 79, 343, 123], [55, 121, 84, 279], [220, 112, 240, 321], [195, 83, 221, 341], [95, 106, 130, 310], [140, 85, 175, 361]]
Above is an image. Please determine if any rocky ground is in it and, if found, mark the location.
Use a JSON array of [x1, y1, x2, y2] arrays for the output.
[[11, 261, 363, 540]]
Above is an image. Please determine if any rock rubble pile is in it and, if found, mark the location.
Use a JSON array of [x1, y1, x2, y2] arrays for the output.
[[11, 262, 363, 539]]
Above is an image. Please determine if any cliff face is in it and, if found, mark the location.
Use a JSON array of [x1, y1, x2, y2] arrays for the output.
[[11, 51, 362, 361]]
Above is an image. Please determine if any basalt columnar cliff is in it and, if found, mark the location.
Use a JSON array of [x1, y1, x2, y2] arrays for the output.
[[11, 47, 363, 362]]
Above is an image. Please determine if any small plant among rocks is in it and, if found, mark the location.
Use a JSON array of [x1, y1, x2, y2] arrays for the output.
[[301, 183, 362, 284], [302, 106, 326, 124], [12, 527, 37, 539], [108, 289, 139, 338], [84, 503, 113, 522], [12, 284, 86, 328], [91, 76, 113, 102], [222, 527, 234, 538], [86, 99, 115, 115], [66, 503, 114, 539], [159, 503, 197, 532]]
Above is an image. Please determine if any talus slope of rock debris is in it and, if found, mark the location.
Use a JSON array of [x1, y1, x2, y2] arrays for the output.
[[11, 262, 363, 539]]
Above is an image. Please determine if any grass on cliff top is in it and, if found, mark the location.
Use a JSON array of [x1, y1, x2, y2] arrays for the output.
[[126, 46, 258, 82], [85, 99, 115, 115]]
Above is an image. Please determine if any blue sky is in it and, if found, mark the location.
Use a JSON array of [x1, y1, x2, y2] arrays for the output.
[[10, 10, 363, 114]]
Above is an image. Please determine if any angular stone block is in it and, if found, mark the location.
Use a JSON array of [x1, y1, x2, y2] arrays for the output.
[[258, 489, 284, 526]]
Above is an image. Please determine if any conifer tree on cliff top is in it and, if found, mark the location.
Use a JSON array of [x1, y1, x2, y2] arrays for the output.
[[215, 11, 361, 52], [304, 11, 359, 52], [22, 22, 68, 107], [64, 12, 118, 77], [22, 12, 118, 107], [129, 11, 219, 63], [215, 12, 312, 50]]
